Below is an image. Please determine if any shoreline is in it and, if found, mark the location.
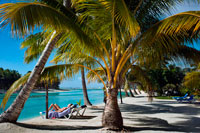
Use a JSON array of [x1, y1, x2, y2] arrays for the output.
[[0, 88, 70, 94], [32, 88, 70, 93], [1, 92, 200, 132]]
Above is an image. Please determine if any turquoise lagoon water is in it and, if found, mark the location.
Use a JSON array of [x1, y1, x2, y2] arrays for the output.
[[0, 89, 104, 121]]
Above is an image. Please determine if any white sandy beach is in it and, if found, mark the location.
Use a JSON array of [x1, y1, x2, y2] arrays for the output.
[[0, 92, 200, 133]]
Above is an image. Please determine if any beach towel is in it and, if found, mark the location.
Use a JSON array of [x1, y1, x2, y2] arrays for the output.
[[48, 107, 71, 119]]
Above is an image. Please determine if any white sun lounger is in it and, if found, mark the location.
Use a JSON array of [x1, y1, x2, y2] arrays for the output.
[[39, 104, 87, 119]]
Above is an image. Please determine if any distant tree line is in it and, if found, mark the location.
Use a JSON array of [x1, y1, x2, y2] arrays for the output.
[[147, 65, 186, 96], [127, 65, 193, 96], [35, 80, 60, 89], [0, 68, 21, 90], [0, 68, 60, 91]]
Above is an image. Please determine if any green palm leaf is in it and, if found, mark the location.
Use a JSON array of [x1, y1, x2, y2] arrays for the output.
[[0, 2, 90, 46], [0, 73, 31, 110], [21, 32, 47, 63], [0, 64, 80, 109], [86, 67, 106, 83], [136, 11, 200, 54]]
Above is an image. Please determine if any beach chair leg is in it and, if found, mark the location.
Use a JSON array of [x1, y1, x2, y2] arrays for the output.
[[76, 110, 80, 117], [67, 108, 75, 119], [81, 108, 86, 116], [40, 112, 44, 119]]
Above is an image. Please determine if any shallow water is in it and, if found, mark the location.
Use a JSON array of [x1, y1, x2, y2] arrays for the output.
[[0, 89, 104, 121]]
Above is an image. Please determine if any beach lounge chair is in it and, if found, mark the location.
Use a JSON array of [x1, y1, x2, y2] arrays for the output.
[[172, 93, 188, 101], [69, 105, 87, 118], [40, 104, 78, 119], [180, 95, 196, 103]]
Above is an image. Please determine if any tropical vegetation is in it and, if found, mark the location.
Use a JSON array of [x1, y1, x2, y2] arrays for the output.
[[0, 68, 21, 91], [1, 0, 200, 131], [183, 64, 200, 95]]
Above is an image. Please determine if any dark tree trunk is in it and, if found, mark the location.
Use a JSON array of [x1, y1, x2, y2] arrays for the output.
[[137, 89, 142, 94], [133, 88, 139, 95], [124, 89, 129, 97], [130, 82, 139, 95], [103, 89, 107, 104], [81, 68, 92, 106], [45, 83, 49, 119], [102, 88, 123, 130], [0, 32, 62, 122], [129, 88, 135, 97], [119, 87, 123, 104]]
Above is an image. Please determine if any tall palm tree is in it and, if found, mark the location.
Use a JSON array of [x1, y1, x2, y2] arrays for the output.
[[20, 31, 93, 106], [81, 67, 92, 106], [0, 1, 90, 122], [72, 0, 200, 130]]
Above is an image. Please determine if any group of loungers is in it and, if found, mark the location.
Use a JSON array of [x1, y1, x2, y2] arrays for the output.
[[40, 104, 87, 119], [172, 93, 196, 103]]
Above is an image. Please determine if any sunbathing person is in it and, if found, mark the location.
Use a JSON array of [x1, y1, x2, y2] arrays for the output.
[[48, 103, 72, 112]]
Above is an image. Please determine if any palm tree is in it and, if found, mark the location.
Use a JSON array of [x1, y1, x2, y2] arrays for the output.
[[0, 1, 90, 122], [20, 31, 93, 106], [80, 68, 92, 105], [1, 0, 200, 130], [72, 0, 200, 130]]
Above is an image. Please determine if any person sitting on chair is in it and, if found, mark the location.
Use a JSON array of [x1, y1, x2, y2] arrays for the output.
[[48, 103, 72, 112]]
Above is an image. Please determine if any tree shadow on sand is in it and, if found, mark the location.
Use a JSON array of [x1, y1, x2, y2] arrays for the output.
[[15, 122, 102, 131], [124, 116, 200, 132], [120, 100, 200, 132]]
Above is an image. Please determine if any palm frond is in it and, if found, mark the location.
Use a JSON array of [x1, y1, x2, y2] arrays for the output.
[[0, 73, 31, 110], [41, 64, 80, 81], [86, 67, 106, 83], [136, 11, 200, 57], [0, 2, 91, 47], [21, 32, 47, 63], [129, 65, 152, 88]]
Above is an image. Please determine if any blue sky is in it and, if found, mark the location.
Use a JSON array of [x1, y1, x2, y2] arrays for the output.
[[0, 1, 200, 89]]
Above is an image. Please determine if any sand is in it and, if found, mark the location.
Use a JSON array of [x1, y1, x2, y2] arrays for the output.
[[0, 92, 200, 133]]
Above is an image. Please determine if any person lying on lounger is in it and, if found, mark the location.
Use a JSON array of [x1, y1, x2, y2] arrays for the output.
[[48, 103, 73, 112]]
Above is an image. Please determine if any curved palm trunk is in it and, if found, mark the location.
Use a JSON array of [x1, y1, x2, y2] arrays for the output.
[[130, 82, 139, 95], [124, 89, 129, 97], [102, 88, 123, 130], [0, 32, 62, 122], [81, 67, 92, 106], [133, 88, 139, 95], [128, 88, 135, 97]]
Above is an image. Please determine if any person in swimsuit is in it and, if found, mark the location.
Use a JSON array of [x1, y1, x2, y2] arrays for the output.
[[48, 103, 72, 112]]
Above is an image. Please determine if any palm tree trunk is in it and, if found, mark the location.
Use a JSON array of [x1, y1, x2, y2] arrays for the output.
[[81, 67, 92, 106], [102, 88, 123, 130], [138, 89, 142, 94], [129, 88, 135, 97], [0, 31, 62, 122], [124, 89, 129, 97], [45, 82, 49, 119], [130, 82, 139, 95], [133, 88, 139, 95], [119, 87, 123, 104]]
